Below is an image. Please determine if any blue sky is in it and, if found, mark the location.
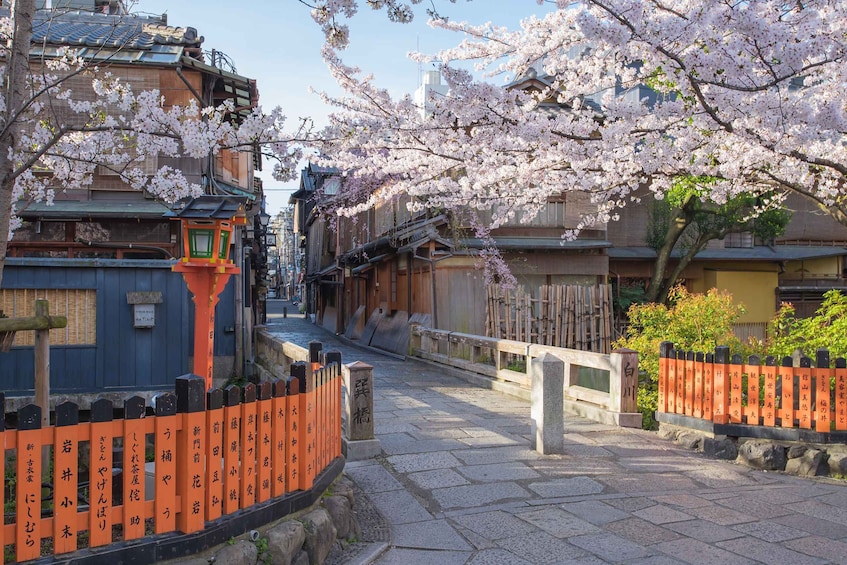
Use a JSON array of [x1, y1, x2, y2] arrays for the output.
[[135, 0, 551, 212]]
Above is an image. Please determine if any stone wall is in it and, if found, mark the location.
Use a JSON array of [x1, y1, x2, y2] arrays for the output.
[[659, 424, 847, 479], [164, 475, 363, 565]]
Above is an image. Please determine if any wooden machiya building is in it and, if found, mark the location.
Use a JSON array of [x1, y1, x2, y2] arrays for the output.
[[1, 1, 269, 398], [292, 163, 612, 357]]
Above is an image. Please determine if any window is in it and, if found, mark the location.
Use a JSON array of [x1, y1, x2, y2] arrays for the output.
[[724, 232, 754, 248]]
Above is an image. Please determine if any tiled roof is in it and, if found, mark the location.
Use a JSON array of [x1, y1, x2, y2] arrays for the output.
[[27, 10, 201, 49], [15, 199, 171, 219], [167, 196, 247, 220]]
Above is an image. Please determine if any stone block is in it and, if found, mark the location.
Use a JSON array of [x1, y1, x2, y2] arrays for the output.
[[213, 539, 258, 565], [266, 520, 306, 565], [529, 352, 564, 455], [784, 448, 825, 477], [702, 437, 738, 460], [737, 440, 786, 470], [301, 508, 337, 565]]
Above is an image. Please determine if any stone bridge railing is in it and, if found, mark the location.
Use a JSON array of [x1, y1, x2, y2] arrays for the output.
[[409, 325, 641, 429]]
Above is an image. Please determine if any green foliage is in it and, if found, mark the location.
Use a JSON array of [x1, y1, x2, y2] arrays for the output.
[[614, 286, 764, 429], [767, 290, 847, 360]]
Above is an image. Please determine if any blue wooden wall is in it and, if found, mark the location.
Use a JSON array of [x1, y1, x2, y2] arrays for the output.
[[0, 258, 237, 396]]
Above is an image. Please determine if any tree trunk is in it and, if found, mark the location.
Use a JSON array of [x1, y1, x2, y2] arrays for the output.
[[645, 204, 690, 303], [0, 0, 36, 288]]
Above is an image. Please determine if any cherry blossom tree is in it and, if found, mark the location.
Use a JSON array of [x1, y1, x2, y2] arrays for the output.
[[0, 0, 305, 286], [307, 0, 847, 276]]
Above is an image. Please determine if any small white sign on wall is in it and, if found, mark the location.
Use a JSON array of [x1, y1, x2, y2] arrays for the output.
[[133, 303, 156, 328]]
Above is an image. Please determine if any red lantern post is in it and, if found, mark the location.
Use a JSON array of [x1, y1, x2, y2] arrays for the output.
[[169, 197, 247, 391]]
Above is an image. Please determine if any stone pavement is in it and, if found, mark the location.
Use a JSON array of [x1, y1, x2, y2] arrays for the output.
[[264, 302, 847, 565]]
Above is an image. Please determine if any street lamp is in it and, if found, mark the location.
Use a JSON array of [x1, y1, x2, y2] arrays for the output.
[[258, 210, 271, 228], [168, 196, 247, 390]]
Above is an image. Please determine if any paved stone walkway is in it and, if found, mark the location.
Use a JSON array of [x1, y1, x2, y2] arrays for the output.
[[265, 303, 847, 565]]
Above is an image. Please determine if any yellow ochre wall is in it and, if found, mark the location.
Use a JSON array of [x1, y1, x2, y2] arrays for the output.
[[690, 270, 778, 324]]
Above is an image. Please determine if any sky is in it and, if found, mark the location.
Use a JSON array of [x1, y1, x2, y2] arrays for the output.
[[133, 0, 553, 214]]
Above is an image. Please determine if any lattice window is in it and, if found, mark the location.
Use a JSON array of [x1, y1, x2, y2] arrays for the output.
[[0, 289, 96, 346], [724, 231, 754, 248]]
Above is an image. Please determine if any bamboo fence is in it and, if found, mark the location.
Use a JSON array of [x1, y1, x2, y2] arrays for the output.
[[486, 284, 613, 353]]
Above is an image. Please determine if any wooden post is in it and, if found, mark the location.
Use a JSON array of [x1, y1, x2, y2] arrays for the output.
[[658, 342, 672, 414], [34, 299, 50, 430], [703, 353, 714, 421], [175, 375, 206, 534], [122, 396, 146, 540], [154, 392, 178, 534], [257, 381, 274, 504], [780, 356, 795, 428], [712, 346, 730, 424], [53, 402, 79, 556], [762, 357, 778, 427], [815, 349, 832, 433], [222, 385, 241, 515], [744, 356, 761, 425], [205, 388, 225, 522], [798, 356, 813, 429], [16, 405, 42, 563], [240, 383, 258, 508], [286, 373, 302, 490], [835, 358, 847, 431], [88, 399, 114, 548], [272, 379, 288, 497]]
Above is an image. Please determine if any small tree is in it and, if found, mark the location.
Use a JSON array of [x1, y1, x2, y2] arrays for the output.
[[614, 286, 762, 428], [644, 178, 790, 304]]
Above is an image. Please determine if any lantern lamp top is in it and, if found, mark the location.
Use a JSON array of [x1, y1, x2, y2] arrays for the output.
[[166, 195, 248, 224]]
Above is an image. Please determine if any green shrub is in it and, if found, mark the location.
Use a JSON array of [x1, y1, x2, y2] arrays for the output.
[[767, 289, 847, 361], [614, 286, 764, 429]]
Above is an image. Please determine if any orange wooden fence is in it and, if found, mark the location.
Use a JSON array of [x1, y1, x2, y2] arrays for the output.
[[1, 357, 342, 564], [659, 342, 847, 432]]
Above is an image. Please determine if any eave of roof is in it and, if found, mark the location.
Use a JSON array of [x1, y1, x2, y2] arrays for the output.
[[608, 246, 847, 261], [464, 237, 612, 251], [15, 199, 171, 219]]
